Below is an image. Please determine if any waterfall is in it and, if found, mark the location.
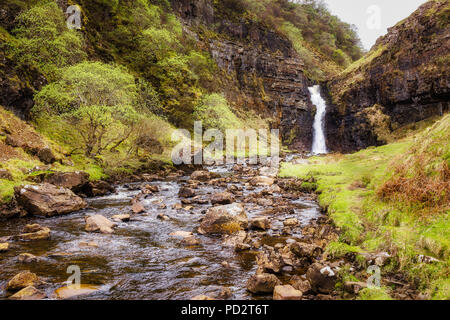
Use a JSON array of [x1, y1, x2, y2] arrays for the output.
[[308, 85, 328, 155]]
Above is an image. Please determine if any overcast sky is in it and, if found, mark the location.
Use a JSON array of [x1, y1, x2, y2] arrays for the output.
[[322, 0, 428, 50]]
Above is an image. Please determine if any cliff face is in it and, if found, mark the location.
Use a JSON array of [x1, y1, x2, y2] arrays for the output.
[[171, 0, 315, 151], [326, 0, 449, 152]]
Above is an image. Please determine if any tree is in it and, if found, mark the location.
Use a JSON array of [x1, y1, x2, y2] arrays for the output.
[[34, 62, 140, 157]]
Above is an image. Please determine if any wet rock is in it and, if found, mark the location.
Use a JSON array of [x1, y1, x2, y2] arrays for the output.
[[217, 287, 232, 300], [44, 171, 89, 193], [182, 236, 201, 246], [6, 271, 39, 291], [190, 170, 211, 182], [19, 224, 51, 241], [131, 201, 146, 214], [283, 218, 299, 227], [198, 203, 248, 235], [291, 277, 312, 294], [79, 241, 99, 248], [85, 214, 116, 234], [15, 183, 87, 217], [9, 286, 46, 300], [306, 263, 337, 294], [256, 249, 284, 274], [0, 242, 9, 252], [142, 184, 159, 193], [290, 242, 322, 259], [170, 231, 194, 238], [178, 186, 196, 198], [249, 217, 271, 230], [191, 295, 216, 300], [157, 213, 171, 221], [273, 285, 302, 300], [18, 253, 38, 263], [234, 242, 251, 252], [211, 191, 235, 205], [344, 281, 367, 294], [249, 176, 274, 186], [84, 180, 115, 197], [0, 169, 13, 180], [55, 284, 99, 300], [256, 198, 274, 207], [247, 273, 281, 294], [112, 214, 131, 222]]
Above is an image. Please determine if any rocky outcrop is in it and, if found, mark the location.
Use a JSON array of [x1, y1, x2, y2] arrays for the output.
[[171, 0, 315, 151], [327, 1, 449, 152], [15, 184, 87, 217]]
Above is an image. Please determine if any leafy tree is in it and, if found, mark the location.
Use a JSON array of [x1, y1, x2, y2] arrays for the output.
[[34, 62, 140, 156]]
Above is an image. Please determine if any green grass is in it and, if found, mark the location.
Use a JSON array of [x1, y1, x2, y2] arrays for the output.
[[357, 287, 393, 300], [279, 115, 450, 300]]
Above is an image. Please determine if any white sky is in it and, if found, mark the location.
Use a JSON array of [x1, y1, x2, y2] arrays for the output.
[[322, 0, 429, 50]]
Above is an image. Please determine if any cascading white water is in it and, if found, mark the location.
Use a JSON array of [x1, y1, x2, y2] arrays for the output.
[[308, 85, 328, 155]]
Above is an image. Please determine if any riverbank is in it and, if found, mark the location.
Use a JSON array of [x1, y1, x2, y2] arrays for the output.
[[280, 115, 450, 300]]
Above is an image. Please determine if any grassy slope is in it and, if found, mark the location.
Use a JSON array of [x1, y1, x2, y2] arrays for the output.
[[280, 115, 450, 300]]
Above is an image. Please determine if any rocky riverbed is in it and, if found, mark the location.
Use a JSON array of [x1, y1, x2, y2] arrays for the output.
[[0, 157, 418, 300]]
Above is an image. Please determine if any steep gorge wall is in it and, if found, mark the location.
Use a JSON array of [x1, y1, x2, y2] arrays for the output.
[[326, 0, 449, 152], [171, 0, 315, 151]]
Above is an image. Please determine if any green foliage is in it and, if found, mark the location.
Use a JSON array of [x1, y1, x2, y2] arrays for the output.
[[193, 93, 243, 132], [10, 0, 86, 80], [357, 287, 393, 300], [33, 61, 140, 156]]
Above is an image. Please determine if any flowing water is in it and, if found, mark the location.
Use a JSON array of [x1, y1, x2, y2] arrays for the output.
[[0, 159, 322, 300], [308, 85, 328, 155]]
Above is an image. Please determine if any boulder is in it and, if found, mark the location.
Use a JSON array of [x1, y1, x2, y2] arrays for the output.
[[9, 286, 46, 300], [6, 271, 39, 291], [246, 273, 281, 294], [170, 231, 194, 238], [198, 203, 248, 234], [211, 192, 235, 205], [15, 184, 87, 217], [273, 285, 303, 300], [249, 176, 274, 186], [44, 171, 89, 193], [112, 214, 131, 222], [190, 170, 211, 181], [283, 218, 299, 227], [36, 147, 56, 164], [306, 263, 337, 294], [191, 295, 215, 300], [290, 276, 312, 294], [85, 215, 116, 234], [249, 217, 271, 230], [55, 284, 99, 300], [131, 201, 145, 214], [19, 224, 51, 241], [0, 242, 9, 252], [83, 180, 115, 197], [182, 236, 201, 246], [290, 242, 322, 259], [18, 253, 38, 263], [178, 186, 196, 198]]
